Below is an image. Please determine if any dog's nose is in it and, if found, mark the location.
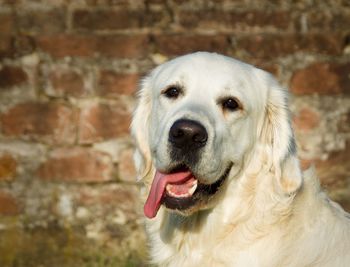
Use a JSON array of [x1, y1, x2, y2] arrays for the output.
[[169, 119, 208, 148]]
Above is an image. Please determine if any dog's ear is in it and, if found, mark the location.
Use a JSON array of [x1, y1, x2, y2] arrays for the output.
[[257, 71, 302, 195], [131, 76, 153, 181]]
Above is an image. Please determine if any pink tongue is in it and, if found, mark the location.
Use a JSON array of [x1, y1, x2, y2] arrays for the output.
[[144, 170, 192, 218]]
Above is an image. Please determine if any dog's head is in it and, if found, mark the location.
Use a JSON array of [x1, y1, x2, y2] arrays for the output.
[[132, 52, 301, 218]]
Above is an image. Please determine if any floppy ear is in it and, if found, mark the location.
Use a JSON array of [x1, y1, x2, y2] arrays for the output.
[[131, 76, 153, 182], [258, 72, 302, 195]]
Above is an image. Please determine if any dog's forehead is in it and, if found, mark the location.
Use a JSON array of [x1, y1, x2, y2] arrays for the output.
[[152, 52, 256, 93]]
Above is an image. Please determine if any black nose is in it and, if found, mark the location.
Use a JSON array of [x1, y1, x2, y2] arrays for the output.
[[169, 119, 208, 149]]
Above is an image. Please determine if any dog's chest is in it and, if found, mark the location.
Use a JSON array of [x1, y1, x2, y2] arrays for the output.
[[152, 239, 278, 267], [149, 219, 288, 267]]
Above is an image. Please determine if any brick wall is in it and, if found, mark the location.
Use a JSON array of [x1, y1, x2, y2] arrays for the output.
[[0, 0, 349, 265]]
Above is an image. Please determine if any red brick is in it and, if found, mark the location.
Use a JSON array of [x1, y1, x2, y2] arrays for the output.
[[299, 142, 350, 212], [73, 9, 140, 30], [0, 154, 17, 181], [305, 11, 350, 32], [179, 10, 290, 30], [338, 111, 350, 133], [118, 148, 136, 182], [237, 33, 343, 59], [0, 35, 14, 58], [0, 66, 28, 88], [153, 34, 229, 56], [93, 0, 124, 5], [292, 107, 320, 132], [143, 0, 165, 4], [13, 0, 66, 5], [0, 102, 77, 144], [17, 8, 66, 33], [36, 34, 149, 58], [77, 184, 139, 215], [73, 9, 169, 31], [78, 101, 131, 144], [0, 13, 15, 34], [315, 142, 350, 191], [48, 68, 85, 97], [0, 0, 16, 5], [0, 190, 20, 215], [253, 62, 280, 76], [76, 0, 143, 6], [98, 71, 138, 97], [97, 35, 149, 58], [13, 34, 36, 57], [36, 34, 95, 57], [290, 62, 350, 95], [37, 147, 113, 183]]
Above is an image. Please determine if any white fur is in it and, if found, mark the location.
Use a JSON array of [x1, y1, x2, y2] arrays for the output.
[[131, 52, 350, 266]]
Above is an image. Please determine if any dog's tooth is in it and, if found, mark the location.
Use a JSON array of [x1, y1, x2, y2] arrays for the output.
[[166, 184, 176, 197], [188, 181, 198, 196], [166, 180, 198, 198]]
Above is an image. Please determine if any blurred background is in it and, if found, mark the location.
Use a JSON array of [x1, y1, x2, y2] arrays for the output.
[[0, 0, 349, 266]]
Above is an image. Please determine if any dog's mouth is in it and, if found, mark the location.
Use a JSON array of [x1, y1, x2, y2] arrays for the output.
[[144, 163, 232, 219]]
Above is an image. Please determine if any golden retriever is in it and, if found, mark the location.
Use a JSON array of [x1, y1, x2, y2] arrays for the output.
[[131, 52, 350, 266]]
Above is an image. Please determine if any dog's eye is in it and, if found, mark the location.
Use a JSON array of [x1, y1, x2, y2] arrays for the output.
[[163, 86, 181, 99], [222, 98, 240, 112]]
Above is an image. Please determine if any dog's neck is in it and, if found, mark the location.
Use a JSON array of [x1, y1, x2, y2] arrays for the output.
[[144, 155, 305, 265], [144, 148, 350, 266]]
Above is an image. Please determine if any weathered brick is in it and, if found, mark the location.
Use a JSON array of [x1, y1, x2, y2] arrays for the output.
[[73, 9, 169, 31], [178, 10, 290, 30], [0, 190, 21, 215], [293, 107, 320, 132], [36, 34, 95, 57], [0, 102, 77, 144], [17, 8, 66, 33], [299, 142, 350, 212], [47, 68, 85, 97], [0, 13, 15, 34], [13, 34, 36, 57], [315, 142, 350, 205], [98, 71, 138, 97], [78, 101, 131, 144], [73, 9, 140, 30], [0, 66, 28, 88], [37, 147, 113, 183], [0, 0, 15, 5], [77, 184, 139, 216], [290, 62, 350, 95], [118, 148, 136, 182], [254, 62, 280, 76], [0, 154, 17, 181], [153, 34, 229, 55], [0, 35, 14, 58], [304, 10, 350, 31], [338, 111, 350, 133], [36, 34, 149, 58], [96, 35, 149, 58], [237, 33, 343, 59], [0, 34, 35, 58], [75, 0, 144, 6]]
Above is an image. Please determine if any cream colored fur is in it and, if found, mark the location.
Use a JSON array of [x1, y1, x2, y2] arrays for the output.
[[131, 52, 350, 267]]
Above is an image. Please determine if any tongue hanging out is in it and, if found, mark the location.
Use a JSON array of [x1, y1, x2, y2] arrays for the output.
[[144, 170, 198, 218]]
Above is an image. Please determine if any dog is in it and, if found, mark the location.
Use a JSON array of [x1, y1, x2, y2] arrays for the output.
[[131, 52, 350, 266]]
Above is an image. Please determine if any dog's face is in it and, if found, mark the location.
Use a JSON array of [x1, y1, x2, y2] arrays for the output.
[[132, 52, 297, 218]]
